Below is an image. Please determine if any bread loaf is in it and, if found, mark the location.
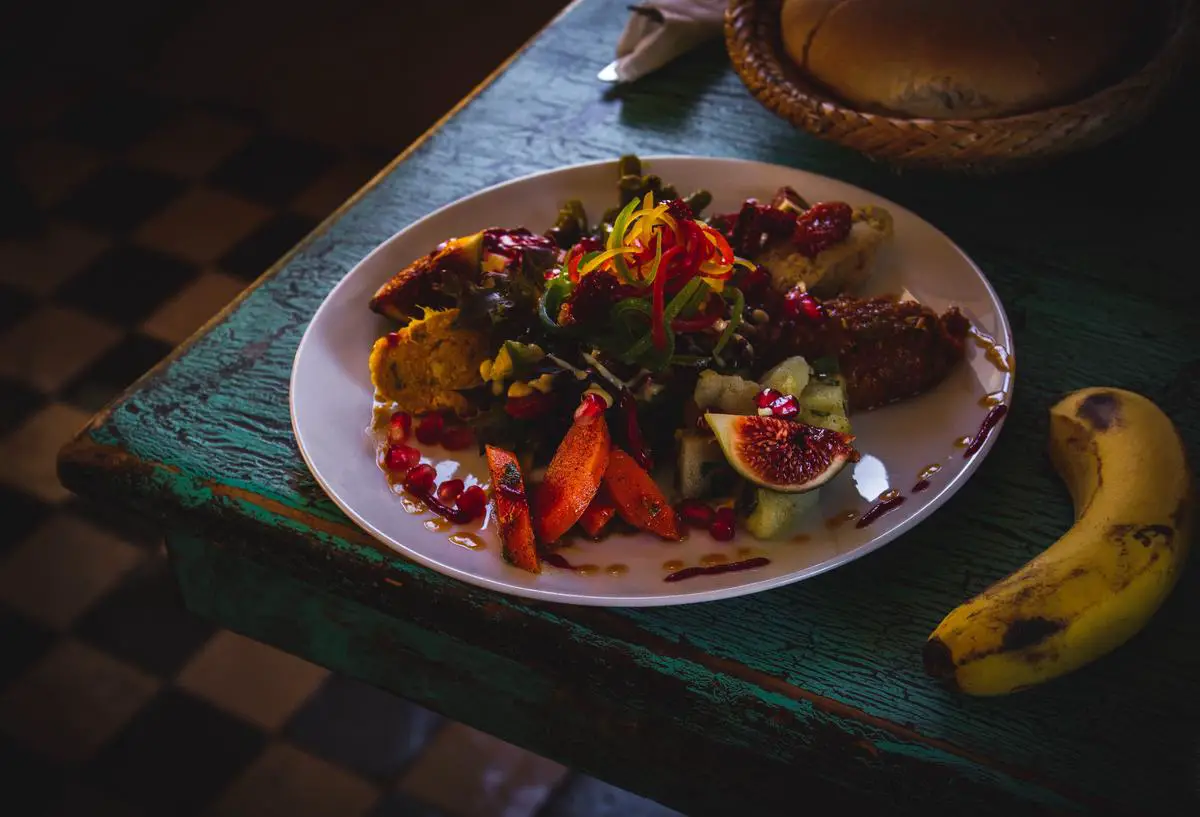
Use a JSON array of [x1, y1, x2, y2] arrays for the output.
[[780, 0, 1152, 119]]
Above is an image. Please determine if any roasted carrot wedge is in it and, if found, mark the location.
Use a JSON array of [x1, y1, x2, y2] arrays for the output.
[[532, 413, 610, 544], [603, 448, 681, 540], [485, 445, 538, 573], [577, 484, 618, 540]]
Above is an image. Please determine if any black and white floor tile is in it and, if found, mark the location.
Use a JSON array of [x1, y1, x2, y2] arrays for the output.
[[0, 81, 683, 817]]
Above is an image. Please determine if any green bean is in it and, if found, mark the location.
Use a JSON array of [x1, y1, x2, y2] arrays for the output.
[[547, 198, 589, 248], [618, 154, 642, 178], [683, 189, 713, 217], [618, 175, 644, 205]]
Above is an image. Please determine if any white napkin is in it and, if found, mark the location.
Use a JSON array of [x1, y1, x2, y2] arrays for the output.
[[600, 0, 728, 84]]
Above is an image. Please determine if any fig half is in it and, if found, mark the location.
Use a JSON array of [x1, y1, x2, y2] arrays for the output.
[[705, 414, 859, 493]]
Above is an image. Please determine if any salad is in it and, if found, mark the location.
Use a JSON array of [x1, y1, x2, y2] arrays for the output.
[[367, 156, 969, 573]]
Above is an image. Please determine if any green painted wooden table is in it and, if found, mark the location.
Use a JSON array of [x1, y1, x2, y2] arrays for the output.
[[58, 2, 1200, 814]]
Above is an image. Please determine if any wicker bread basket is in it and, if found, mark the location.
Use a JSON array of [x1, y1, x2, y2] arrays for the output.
[[725, 0, 1198, 173]]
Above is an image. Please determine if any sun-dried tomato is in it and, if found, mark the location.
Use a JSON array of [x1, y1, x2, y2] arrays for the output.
[[792, 202, 852, 259]]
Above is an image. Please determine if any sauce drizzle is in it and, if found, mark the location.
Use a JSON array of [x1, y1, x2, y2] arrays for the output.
[[963, 404, 1009, 458], [700, 552, 729, 567], [855, 495, 907, 528], [542, 552, 579, 571], [979, 391, 1005, 408], [662, 559, 685, 572], [912, 463, 941, 493], [825, 509, 859, 529], [606, 564, 629, 576], [664, 557, 771, 583], [540, 552, 602, 576], [424, 517, 451, 532]]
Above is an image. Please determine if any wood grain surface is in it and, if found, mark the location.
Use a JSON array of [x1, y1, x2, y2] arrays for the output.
[[58, 1, 1200, 814]]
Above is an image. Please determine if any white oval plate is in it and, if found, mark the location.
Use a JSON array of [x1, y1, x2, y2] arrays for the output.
[[290, 156, 1013, 607]]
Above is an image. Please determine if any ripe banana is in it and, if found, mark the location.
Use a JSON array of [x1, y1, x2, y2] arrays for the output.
[[924, 387, 1193, 696]]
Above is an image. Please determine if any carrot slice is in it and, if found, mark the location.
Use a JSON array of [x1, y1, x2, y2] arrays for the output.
[[577, 484, 618, 540], [603, 448, 681, 540], [532, 414, 611, 544], [485, 445, 538, 573]]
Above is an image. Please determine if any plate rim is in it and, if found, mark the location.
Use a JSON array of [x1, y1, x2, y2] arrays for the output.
[[289, 154, 1015, 607]]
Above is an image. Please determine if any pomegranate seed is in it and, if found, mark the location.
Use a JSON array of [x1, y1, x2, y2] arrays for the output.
[[436, 479, 465, 503], [783, 287, 825, 322], [574, 392, 608, 421], [769, 394, 801, 419], [440, 425, 474, 451], [404, 463, 437, 494], [739, 264, 772, 297], [415, 414, 445, 445], [387, 412, 412, 445], [678, 499, 715, 528], [456, 485, 488, 520], [384, 444, 420, 473], [710, 518, 735, 541], [505, 392, 555, 419], [754, 388, 782, 409], [714, 506, 736, 525]]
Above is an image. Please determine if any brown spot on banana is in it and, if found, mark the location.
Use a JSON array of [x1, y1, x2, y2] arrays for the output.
[[1170, 497, 1191, 530], [1000, 616, 1065, 651], [1075, 390, 1121, 431], [1021, 648, 1059, 665], [1107, 523, 1175, 550], [922, 637, 958, 688], [1132, 524, 1174, 549]]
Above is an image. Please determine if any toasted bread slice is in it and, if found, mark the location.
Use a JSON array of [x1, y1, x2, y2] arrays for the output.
[[760, 205, 893, 297]]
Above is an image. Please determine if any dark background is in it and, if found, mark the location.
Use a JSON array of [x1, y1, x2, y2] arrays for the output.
[[2, 0, 577, 233], [0, 2, 686, 815]]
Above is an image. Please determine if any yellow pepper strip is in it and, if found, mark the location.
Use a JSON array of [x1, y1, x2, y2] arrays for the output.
[[578, 246, 638, 276]]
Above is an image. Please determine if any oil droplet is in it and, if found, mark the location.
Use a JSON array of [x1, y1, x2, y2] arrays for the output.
[[576, 564, 600, 576], [424, 517, 451, 532], [448, 533, 487, 550], [825, 509, 858, 529], [606, 563, 629, 576], [400, 495, 426, 514], [700, 552, 729, 567], [735, 546, 763, 559], [879, 488, 901, 502], [792, 533, 812, 543], [918, 464, 942, 481], [969, 327, 1013, 373], [979, 391, 1005, 408], [663, 559, 685, 572], [953, 436, 973, 448], [986, 346, 1012, 373]]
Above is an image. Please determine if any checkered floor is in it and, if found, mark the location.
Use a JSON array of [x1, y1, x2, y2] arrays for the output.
[[0, 80, 684, 817]]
